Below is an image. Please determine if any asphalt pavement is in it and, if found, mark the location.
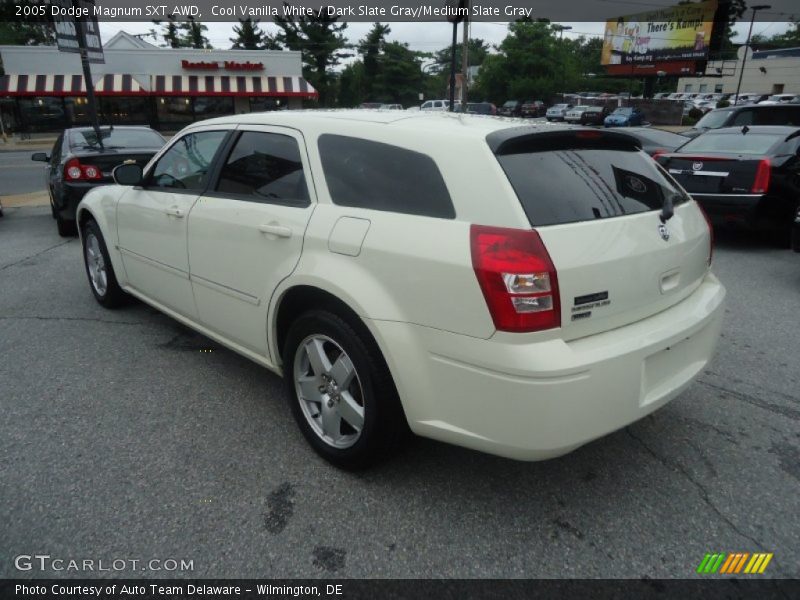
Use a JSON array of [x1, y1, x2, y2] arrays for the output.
[[0, 151, 49, 197], [1, 201, 798, 579]]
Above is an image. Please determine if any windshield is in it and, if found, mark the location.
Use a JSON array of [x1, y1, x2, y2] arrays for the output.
[[503, 101, 517, 107], [678, 132, 781, 155], [694, 109, 733, 129], [70, 128, 164, 149], [613, 108, 632, 115], [552, 104, 568, 109]]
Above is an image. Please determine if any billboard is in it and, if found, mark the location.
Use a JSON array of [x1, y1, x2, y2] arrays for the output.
[[601, 0, 718, 66]]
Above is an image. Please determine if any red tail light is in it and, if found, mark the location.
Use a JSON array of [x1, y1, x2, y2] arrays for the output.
[[751, 158, 771, 194], [697, 203, 714, 266], [651, 149, 667, 159], [64, 157, 102, 182], [470, 225, 560, 333]]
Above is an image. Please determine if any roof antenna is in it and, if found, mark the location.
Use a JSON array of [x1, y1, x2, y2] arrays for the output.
[[741, 125, 749, 135]]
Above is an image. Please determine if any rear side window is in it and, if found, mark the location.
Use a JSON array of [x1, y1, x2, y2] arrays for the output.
[[216, 131, 309, 205], [496, 146, 689, 227], [753, 107, 800, 126], [318, 135, 455, 219]]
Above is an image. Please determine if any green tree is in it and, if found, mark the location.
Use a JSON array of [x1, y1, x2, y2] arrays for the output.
[[230, 18, 267, 49], [373, 42, 426, 106], [432, 38, 490, 74], [357, 22, 391, 99], [474, 21, 569, 103], [181, 17, 212, 49], [0, 1, 55, 46], [751, 19, 800, 49], [709, 0, 747, 59], [274, 2, 351, 106], [338, 62, 366, 107], [153, 16, 187, 48]]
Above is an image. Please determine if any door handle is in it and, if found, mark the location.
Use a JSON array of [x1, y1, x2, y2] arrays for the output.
[[164, 206, 184, 218], [258, 223, 292, 238]]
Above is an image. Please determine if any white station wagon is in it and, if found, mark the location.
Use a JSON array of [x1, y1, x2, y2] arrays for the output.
[[77, 111, 725, 469]]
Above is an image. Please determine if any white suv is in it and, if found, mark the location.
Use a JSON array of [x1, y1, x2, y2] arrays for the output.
[[77, 111, 725, 469]]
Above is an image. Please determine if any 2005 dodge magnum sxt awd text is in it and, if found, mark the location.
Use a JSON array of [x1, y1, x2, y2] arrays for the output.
[[76, 111, 725, 469]]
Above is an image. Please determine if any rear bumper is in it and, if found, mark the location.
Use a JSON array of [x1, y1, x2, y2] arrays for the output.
[[55, 182, 105, 221], [690, 193, 795, 228], [370, 272, 725, 461]]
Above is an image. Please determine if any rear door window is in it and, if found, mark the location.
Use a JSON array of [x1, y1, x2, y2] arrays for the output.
[[731, 110, 754, 126], [318, 134, 455, 219], [215, 131, 309, 206], [496, 143, 689, 227]]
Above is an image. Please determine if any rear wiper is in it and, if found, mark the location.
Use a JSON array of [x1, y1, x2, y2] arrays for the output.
[[661, 193, 679, 223]]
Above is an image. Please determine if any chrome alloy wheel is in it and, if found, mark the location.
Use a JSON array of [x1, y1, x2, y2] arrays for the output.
[[293, 334, 365, 449], [84, 232, 108, 296]]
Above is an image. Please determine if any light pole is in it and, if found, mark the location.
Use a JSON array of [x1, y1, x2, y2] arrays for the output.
[[734, 4, 771, 105], [554, 25, 572, 101]]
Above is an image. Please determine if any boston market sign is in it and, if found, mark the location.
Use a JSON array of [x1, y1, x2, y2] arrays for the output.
[[181, 60, 264, 71]]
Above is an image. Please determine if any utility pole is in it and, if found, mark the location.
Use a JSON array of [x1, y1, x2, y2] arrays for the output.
[[73, 0, 103, 148], [555, 25, 572, 102], [460, 2, 470, 112], [734, 4, 771, 105], [449, 21, 458, 111]]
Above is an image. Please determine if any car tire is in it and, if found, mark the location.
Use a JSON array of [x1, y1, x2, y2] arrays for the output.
[[56, 214, 77, 237], [81, 219, 127, 308], [282, 309, 408, 470]]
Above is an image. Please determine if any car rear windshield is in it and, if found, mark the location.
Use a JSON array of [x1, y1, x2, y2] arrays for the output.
[[70, 128, 164, 149], [496, 144, 689, 227], [678, 132, 782, 155]]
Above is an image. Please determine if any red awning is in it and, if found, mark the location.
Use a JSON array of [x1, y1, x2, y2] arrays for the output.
[[0, 74, 318, 98], [151, 75, 317, 98], [0, 74, 147, 96]]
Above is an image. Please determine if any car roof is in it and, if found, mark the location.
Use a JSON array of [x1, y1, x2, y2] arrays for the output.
[[187, 109, 556, 140], [68, 125, 155, 131]]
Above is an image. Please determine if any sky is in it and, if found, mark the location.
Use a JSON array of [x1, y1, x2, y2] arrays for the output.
[[98, 20, 792, 66]]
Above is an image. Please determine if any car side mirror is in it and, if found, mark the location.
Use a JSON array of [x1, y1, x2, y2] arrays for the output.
[[113, 163, 143, 186], [31, 152, 49, 162]]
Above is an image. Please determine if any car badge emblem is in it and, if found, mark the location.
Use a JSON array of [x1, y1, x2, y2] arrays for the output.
[[692, 162, 703, 171], [658, 222, 670, 241], [123, 159, 137, 165], [625, 175, 647, 194]]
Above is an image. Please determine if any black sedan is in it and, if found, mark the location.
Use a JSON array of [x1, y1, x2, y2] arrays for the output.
[[578, 106, 610, 126], [32, 126, 166, 236], [655, 126, 800, 241], [617, 127, 689, 156]]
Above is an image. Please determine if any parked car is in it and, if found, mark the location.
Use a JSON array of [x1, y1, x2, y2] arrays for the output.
[[578, 105, 611, 126], [545, 103, 573, 121], [758, 94, 800, 105], [31, 126, 166, 237], [656, 126, 800, 240], [681, 104, 800, 138], [420, 99, 460, 112], [0, 197, 4, 218], [604, 107, 645, 127], [359, 102, 383, 109], [498, 100, 523, 117], [520, 100, 546, 118], [692, 100, 717, 114], [652, 92, 671, 100], [76, 111, 724, 469], [617, 127, 689, 157], [467, 102, 497, 116], [564, 105, 591, 123], [380, 104, 403, 110], [793, 206, 800, 252]]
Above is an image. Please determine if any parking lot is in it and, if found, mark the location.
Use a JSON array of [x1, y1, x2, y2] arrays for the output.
[[1, 171, 799, 578]]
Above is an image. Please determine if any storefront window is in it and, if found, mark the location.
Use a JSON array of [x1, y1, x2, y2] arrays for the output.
[[99, 96, 151, 126], [64, 97, 91, 126], [18, 97, 67, 132], [249, 97, 282, 112], [193, 96, 234, 119], [156, 96, 193, 129]]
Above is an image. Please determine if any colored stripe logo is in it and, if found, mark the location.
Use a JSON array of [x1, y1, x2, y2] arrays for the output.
[[697, 552, 773, 574]]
